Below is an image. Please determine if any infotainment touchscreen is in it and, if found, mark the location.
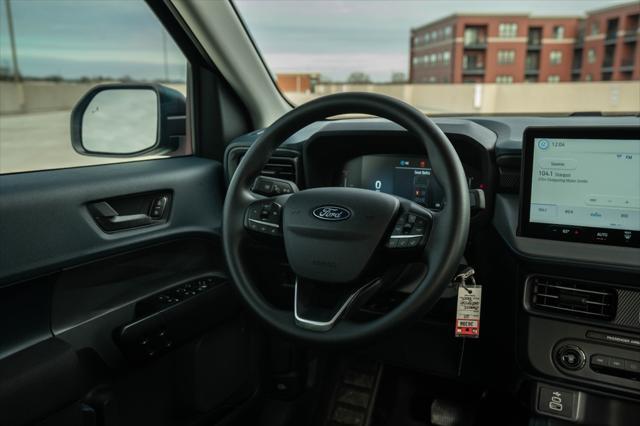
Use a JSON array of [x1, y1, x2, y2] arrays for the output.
[[520, 127, 640, 247]]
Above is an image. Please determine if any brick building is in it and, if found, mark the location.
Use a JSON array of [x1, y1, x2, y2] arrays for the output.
[[409, 2, 639, 84], [276, 73, 320, 93], [578, 2, 640, 81]]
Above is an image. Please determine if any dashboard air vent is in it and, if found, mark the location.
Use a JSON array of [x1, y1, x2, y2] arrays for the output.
[[530, 275, 617, 320], [496, 155, 521, 192], [261, 157, 297, 183]]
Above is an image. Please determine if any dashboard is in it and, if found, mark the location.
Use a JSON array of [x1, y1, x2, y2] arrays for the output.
[[225, 115, 640, 419]]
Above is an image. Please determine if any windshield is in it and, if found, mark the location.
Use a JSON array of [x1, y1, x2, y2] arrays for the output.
[[234, 0, 640, 115]]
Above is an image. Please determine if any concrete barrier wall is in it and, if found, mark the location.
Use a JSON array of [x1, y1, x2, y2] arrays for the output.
[[0, 81, 187, 115], [287, 81, 640, 114], [2, 80, 638, 115]]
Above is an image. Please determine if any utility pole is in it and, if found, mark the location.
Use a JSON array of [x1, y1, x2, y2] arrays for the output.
[[4, 0, 25, 113], [4, 0, 21, 83]]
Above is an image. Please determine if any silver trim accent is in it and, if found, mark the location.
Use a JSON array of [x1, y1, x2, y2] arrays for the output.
[[293, 278, 378, 332], [248, 218, 279, 228], [389, 234, 424, 239]]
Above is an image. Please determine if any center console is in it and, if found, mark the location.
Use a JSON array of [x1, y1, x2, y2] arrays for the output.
[[514, 127, 640, 423]]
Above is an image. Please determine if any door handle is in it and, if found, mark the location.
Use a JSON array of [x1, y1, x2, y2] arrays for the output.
[[106, 213, 153, 227], [89, 198, 164, 232]]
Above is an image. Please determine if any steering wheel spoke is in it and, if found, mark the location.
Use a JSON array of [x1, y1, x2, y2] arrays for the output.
[[294, 276, 382, 332]]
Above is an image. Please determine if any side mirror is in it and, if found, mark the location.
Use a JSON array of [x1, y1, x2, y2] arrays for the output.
[[70, 84, 185, 157]]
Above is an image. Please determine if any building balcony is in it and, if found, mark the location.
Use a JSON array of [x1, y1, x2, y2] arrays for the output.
[[604, 32, 618, 45], [463, 41, 487, 50], [623, 30, 638, 43], [620, 58, 635, 72], [571, 65, 582, 74], [462, 66, 485, 75], [525, 68, 539, 76], [527, 41, 542, 50]]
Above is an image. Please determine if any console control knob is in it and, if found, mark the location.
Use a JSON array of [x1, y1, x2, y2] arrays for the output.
[[556, 345, 586, 370]]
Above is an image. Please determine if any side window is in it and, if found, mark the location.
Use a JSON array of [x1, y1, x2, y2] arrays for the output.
[[0, 0, 189, 174]]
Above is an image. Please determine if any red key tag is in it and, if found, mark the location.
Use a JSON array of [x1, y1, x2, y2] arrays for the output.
[[454, 268, 482, 338]]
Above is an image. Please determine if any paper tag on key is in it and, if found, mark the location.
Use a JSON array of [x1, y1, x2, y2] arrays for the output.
[[454, 267, 482, 338]]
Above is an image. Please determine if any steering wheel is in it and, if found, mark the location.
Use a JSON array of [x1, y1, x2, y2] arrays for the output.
[[223, 92, 469, 345]]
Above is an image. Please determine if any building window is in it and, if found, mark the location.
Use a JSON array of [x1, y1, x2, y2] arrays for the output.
[[590, 22, 599, 35], [423, 55, 429, 65], [413, 36, 420, 46], [431, 30, 437, 41], [429, 76, 437, 83], [443, 51, 451, 65], [424, 33, 430, 43], [549, 50, 563, 65], [430, 53, 437, 64], [499, 23, 518, 38], [437, 52, 443, 64], [444, 26, 452, 38], [587, 48, 596, 64], [553, 25, 565, 39], [547, 75, 560, 83], [498, 50, 516, 64], [496, 75, 513, 83], [414, 56, 426, 65]]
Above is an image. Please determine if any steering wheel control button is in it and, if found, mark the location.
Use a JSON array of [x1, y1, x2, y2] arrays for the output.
[[556, 345, 586, 371], [253, 177, 274, 195], [387, 212, 431, 249], [272, 181, 293, 194], [251, 176, 298, 196], [246, 201, 282, 235], [536, 384, 579, 421]]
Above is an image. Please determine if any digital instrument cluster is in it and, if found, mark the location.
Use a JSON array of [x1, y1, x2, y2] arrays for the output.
[[340, 155, 446, 210]]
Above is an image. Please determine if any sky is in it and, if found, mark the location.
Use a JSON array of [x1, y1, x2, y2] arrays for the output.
[[234, 0, 634, 81], [0, 0, 633, 82], [0, 0, 187, 81]]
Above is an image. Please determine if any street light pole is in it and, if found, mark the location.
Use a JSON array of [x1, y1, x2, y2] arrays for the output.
[[4, 0, 25, 113], [161, 30, 169, 82], [4, 0, 21, 83]]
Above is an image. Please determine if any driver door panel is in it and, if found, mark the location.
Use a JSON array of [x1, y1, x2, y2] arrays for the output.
[[0, 158, 256, 426]]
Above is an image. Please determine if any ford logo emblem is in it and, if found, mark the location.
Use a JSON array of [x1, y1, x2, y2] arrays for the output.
[[312, 206, 352, 221]]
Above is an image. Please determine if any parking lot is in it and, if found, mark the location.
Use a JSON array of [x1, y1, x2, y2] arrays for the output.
[[0, 110, 145, 174]]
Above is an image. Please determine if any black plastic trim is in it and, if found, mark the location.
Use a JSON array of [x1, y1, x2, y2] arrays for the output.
[[0, 157, 224, 286]]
